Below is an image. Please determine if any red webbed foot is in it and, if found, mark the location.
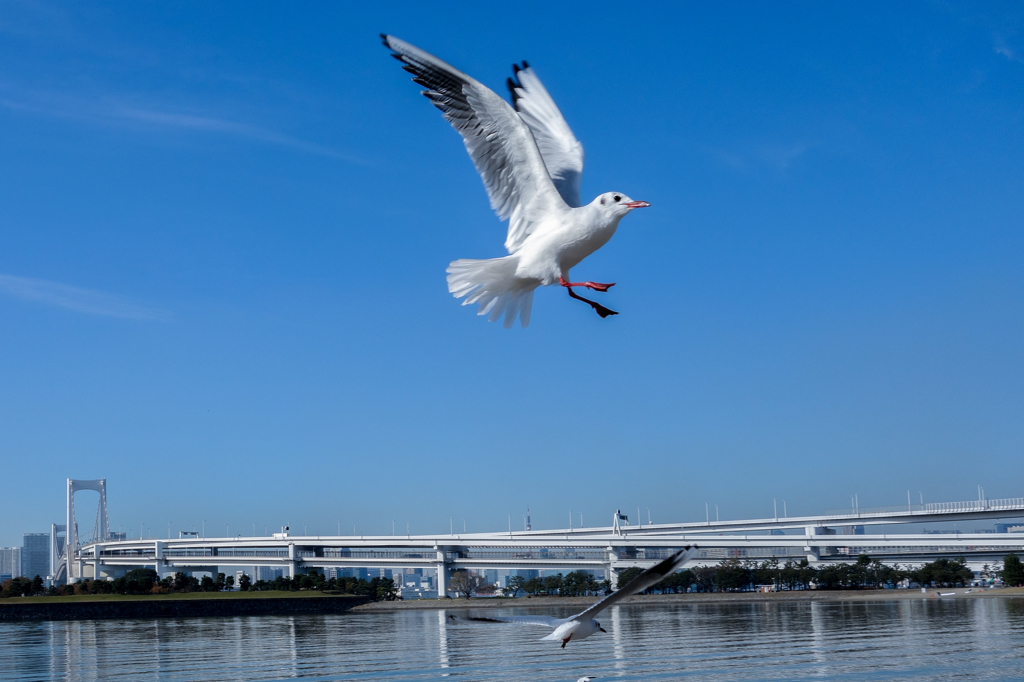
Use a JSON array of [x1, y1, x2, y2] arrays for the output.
[[562, 280, 619, 318], [559, 276, 615, 292]]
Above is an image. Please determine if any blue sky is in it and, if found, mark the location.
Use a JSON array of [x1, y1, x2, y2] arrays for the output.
[[1, 2, 1022, 547]]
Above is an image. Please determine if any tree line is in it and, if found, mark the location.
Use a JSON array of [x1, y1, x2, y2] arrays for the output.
[[610, 555, 994, 593], [3, 554, 1022, 599], [0, 568, 399, 600], [451, 553, 1024, 598]]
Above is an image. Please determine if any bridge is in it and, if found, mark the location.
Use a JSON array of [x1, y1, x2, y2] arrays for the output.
[[59, 479, 1024, 593]]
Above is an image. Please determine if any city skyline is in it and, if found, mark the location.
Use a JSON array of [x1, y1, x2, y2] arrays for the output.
[[2, 2, 1023, 549]]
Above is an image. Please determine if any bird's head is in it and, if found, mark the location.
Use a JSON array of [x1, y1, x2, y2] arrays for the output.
[[594, 192, 650, 218]]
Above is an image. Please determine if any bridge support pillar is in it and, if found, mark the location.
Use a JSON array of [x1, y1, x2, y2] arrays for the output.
[[435, 547, 450, 598], [287, 543, 297, 578], [154, 541, 167, 577], [606, 546, 620, 588], [92, 544, 102, 582]]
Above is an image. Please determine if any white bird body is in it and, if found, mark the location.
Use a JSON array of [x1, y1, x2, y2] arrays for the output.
[[543, 617, 603, 643], [382, 35, 649, 327], [514, 199, 626, 284], [448, 546, 697, 648]]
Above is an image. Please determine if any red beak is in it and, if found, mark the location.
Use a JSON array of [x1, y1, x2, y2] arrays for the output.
[[623, 201, 650, 208]]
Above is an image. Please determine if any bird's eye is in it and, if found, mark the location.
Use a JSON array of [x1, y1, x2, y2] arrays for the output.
[[614, 195, 622, 202]]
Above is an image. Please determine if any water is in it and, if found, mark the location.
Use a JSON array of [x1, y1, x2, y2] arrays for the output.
[[2, 599, 1024, 682]]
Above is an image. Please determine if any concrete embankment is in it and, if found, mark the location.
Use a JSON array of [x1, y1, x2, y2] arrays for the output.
[[0, 595, 369, 622]]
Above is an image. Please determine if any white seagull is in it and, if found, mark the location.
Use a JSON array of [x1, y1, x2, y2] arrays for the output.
[[382, 35, 650, 328], [448, 546, 697, 648]]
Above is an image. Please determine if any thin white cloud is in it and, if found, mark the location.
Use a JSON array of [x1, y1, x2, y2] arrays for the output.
[[113, 107, 357, 160], [0, 274, 169, 321], [707, 142, 811, 173], [757, 143, 810, 171], [994, 35, 1022, 63], [0, 86, 363, 163]]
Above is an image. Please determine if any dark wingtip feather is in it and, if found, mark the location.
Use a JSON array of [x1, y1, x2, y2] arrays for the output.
[[522, 60, 530, 69], [507, 76, 521, 106]]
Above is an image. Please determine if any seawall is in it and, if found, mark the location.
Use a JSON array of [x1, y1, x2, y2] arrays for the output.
[[0, 595, 370, 622]]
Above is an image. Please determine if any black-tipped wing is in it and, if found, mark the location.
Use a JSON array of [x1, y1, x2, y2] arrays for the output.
[[382, 35, 568, 254], [448, 613, 564, 628], [508, 62, 584, 208], [573, 546, 698, 621]]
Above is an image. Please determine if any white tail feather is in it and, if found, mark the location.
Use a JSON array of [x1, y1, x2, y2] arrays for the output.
[[447, 256, 538, 328]]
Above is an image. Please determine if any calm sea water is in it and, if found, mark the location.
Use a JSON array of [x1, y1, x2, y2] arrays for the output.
[[2, 599, 1024, 682]]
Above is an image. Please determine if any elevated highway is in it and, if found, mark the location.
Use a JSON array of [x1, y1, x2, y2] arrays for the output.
[[73, 496, 1024, 593]]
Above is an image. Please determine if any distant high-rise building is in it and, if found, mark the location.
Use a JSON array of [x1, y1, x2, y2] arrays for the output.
[[0, 547, 21, 580], [21, 533, 49, 579], [255, 566, 284, 581]]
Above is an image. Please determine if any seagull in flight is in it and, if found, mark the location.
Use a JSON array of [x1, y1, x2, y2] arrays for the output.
[[381, 35, 650, 328], [448, 546, 697, 648]]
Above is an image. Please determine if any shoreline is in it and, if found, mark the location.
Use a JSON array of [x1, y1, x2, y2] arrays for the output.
[[2, 587, 1020, 621], [0, 594, 368, 622], [352, 586, 1024, 613]]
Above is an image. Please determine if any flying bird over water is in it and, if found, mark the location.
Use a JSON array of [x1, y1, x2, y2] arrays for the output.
[[449, 546, 697, 648], [381, 35, 650, 328]]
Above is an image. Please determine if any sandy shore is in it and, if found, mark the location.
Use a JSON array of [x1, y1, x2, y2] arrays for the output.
[[352, 586, 1024, 613]]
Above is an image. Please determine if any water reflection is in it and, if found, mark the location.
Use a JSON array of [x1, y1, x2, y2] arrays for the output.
[[1, 599, 1023, 681]]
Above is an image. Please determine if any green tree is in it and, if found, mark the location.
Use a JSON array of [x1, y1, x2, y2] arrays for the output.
[[376, 577, 398, 601], [543, 573, 564, 595], [562, 570, 598, 596], [655, 569, 693, 594], [849, 555, 872, 589], [3, 577, 32, 597], [214, 573, 227, 591], [614, 567, 645, 590], [692, 566, 717, 593], [816, 563, 853, 590], [715, 559, 751, 592], [173, 572, 190, 591], [506, 575, 526, 597], [522, 577, 544, 595], [914, 558, 973, 588], [1001, 553, 1024, 586], [124, 568, 158, 593], [238, 573, 251, 591]]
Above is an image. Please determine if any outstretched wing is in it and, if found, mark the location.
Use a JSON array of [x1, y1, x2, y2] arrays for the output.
[[382, 35, 568, 254], [573, 546, 698, 621], [448, 613, 564, 628], [507, 62, 585, 208]]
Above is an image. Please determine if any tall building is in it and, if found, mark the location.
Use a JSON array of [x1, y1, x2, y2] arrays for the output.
[[255, 566, 285, 581], [0, 547, 21, 580], [21, 533, 50, 579]]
